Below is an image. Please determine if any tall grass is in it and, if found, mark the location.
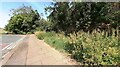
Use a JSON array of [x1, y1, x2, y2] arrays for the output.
[[35, 30, 119, 65], [35, 31, 68, 52]]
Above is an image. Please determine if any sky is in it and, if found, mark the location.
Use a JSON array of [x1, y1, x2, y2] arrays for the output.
[[0, 2, 52, 28]]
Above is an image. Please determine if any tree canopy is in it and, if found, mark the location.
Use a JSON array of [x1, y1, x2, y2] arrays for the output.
[[45, 2, 120, 34], [5, 5, 40, 34], [5, 2, 120, 34]]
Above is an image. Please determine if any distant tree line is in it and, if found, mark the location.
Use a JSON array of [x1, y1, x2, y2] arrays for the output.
[[5, 2, 120, 35]]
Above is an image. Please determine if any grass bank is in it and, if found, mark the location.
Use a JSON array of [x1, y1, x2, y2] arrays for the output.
[[35, 31, 119, 65], [35, 31, 68, 52]]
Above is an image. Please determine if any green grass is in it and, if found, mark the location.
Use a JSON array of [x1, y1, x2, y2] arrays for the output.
[[35, 31, 120, 65], [35, 31, 68, 52], [35, 31, 56, 40], [44, 36, 68, 52]]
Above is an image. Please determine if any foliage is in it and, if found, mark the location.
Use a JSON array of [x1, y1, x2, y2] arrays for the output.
[[65, 31, 119, 65], [35, 31, 46, 39], [35, 31, 68, 52], [36, 30, 119, 65], [44, 35, 68, 52], [35, 31, 56, 40], [36, 19, 47, 31], [45, 2, 119, 34], [106, 2, 120, 29], [5, 5, 40, 34]]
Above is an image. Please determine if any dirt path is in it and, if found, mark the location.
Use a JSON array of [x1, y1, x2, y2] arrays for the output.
[[5, 34, 76, 65]]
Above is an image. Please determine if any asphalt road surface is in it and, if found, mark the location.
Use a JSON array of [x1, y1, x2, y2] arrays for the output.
[[1, 35, 23, 45], [0, 35, 24, 57]]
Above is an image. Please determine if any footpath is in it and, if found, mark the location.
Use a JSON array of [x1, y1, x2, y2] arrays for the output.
[[4, 34, 76, 65]]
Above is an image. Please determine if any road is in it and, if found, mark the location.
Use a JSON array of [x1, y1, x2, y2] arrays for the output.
[[3, 35, 76, 65], [0, 34, 77, 65], [1, 35, 23, 45], [0, 35, 25, 57]]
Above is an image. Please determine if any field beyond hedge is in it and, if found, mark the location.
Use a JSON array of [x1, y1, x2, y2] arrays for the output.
[[35, 31, 119, 65], [0, 28, 7, 34]]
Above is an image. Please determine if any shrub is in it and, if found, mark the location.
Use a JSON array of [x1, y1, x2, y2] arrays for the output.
[[65, 32, 119, 65], [35, 31, 56, 40], [35, 31, 46, 40]]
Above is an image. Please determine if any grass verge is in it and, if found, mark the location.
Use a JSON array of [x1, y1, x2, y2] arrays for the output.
[[35, 31, 119, 65]]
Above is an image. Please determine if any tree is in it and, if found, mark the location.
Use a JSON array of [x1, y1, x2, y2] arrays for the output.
[[45, 2, 70, 33], [45, 2, 112, 34], [36, 18, 52, 31], [5, 5, 40, 34]]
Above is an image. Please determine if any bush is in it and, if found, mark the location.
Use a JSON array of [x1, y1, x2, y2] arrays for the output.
[[35, 31, 56, 40], [35, 31, 46, 39], [65, 32, 120, 65]]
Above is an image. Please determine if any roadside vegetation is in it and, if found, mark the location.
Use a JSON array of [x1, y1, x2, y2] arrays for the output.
[[35, 31, 68, 52], [35, 30, 119, 65], [0, 28, 7, 34], [5, 2, 120, 65]]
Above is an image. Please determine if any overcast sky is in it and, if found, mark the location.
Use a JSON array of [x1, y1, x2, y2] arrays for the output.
[[0, 2, 52, 28]]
